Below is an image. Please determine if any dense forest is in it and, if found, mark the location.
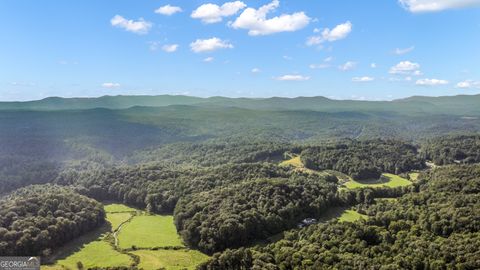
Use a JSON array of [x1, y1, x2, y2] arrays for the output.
[[0, 185, 105, 257], [301, 139, 426, 180], [174, 175, 338, 254], [0, 95, 480, 268], [200, 164, 480, 269], [421, 135, 480, 165]]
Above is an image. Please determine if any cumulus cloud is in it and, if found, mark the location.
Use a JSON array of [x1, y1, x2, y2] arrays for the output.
[[161, 44, 179, 53], [339, 61, 356, 71], [456, 80, 480, 88], [102, 82, 121, 88], [275, 74, 310, 81], [251, 68, 261, 73], [190, 37, 233, 53], [203, 57, 215, 62], [399, 0, 480, 13], [309, 57, 334, 69], [389, 61, 422, 75], [192, 1, 246, 24], [371, 63, 377, 68], [110, 15, 152, 34], [352, 76, 375, 82], [416, 78, 449, 86], [231, 0, 311, 36], [155, 5, 183, 15], [394, 46, 415, 55], [306, 21, 352, 46]]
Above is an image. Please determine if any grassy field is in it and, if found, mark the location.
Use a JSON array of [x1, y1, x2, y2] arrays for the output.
[[279, 155, 303, 167], [344, 173, 412, 189], [409, 172, 420, 181], [338, 210, 368, 223], [279, 154, 328, 175], [45, 204, 209, 270], [44, 222, 133, 270], [54, 241, 133, 269], [132, 249, 210, 270], [107, 212, 132, 231], [104, 203, 137, 213], [118, 215, 184, 249]]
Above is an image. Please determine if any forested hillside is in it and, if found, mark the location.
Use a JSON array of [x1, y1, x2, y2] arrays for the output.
[[200, 164, 480, 269], [301, 139, 425, 180], [0, 185, 105, 257], [0, 95, 479, 269], [174, 175, 338, 254], [421, 135, 480, 165]]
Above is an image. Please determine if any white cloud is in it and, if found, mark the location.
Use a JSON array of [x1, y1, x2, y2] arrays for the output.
[[283, 55, 293, 60], [352, 76, 375, 82], [203, 57, 215, 62], [456, 80, 480, 88], [251, 68, 261, 73], [371, 63, 377, 68], [339, 61, 356, 71], [399, 0, 480, 13], [155, 5, 183, 16], [231, 0, 311, 36], [389, 61, 421, 75], [190, 37, 233, 53], [306, 21, 352, 46], [110, 15, 152, 35], [309, 57, 333, 69], [192, 1, 246, 24], [162, 44, 179, 53], [416, 78, 449, 86], [102, 82, 121, 88], [394, 46, 415, 55], [275, 74, 310, 81]]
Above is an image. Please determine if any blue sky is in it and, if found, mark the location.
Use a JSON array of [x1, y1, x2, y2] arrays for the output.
[[1, 0, 479, 101]]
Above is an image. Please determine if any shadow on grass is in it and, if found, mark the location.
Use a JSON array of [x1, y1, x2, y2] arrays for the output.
[[44, 222, 113, 264]]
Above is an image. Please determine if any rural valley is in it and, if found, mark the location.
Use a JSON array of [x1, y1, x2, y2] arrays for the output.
[[2, 0, 480, 269], [0, 95, 479, 269]]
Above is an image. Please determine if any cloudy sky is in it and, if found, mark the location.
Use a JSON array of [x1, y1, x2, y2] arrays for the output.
[[1, 0, 480, 101]]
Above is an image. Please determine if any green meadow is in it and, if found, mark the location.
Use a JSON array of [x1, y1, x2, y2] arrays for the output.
[[107, 212, 132, 231], [104, 203, 137, 213], [338, 210, 368, 223], [53, 240, 133, 269], [344, 173, 412, 189], [44, 204, 208, 270], [118, 215, 184, 249], [132, 249, 210, 270]]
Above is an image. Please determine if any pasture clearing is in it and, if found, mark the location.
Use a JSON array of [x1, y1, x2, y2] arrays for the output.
[[118, 215, 184, 249], [344, 173, 412, 189], [132, 249, 210, 270], [338, 210, 368, 223]]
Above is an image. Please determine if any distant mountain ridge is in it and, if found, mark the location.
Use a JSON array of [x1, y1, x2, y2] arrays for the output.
[[0, 94, 479, 115]]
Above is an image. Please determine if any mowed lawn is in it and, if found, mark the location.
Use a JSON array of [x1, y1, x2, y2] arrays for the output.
[[107, 212, 132, 231], [118, 215, 184, 249], [104, 203, 137, 213], [344, 173, 412, 189], [338, 210, 368, 223], [132, 249, 210, 270], [54, 241, 133, 269]]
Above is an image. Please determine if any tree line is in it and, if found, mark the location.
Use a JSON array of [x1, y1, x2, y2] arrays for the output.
[[301, 139, 426, 180], [0, 185, 105, 257], [199, 164, 480, 269]]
